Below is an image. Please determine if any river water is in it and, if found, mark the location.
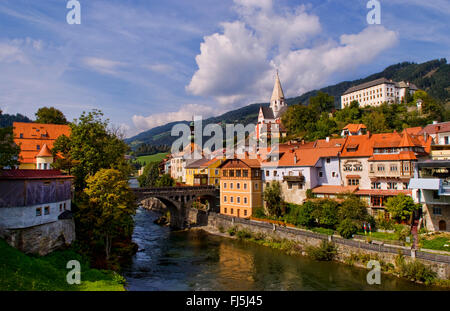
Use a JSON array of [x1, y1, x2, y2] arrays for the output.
[[123, 206, 437, 291]]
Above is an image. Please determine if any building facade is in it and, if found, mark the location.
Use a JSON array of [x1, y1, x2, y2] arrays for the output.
[[219, 158, 262, 219], [341, 78, 417, 109], [0, 169, 75, 255]]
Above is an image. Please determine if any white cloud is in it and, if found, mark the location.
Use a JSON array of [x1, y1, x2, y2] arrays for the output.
[[132, 103, 217, 131], [82, 57, 127, 75], [187, 0, 398, 107]]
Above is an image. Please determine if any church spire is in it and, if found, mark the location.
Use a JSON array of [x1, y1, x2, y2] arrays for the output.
[[270, 70, 285, 103]]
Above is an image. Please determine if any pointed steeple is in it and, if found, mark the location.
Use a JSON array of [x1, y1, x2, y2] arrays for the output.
[[270, 70, 285, 103]]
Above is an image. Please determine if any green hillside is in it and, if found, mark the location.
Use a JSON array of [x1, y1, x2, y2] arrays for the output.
[[0, 239, 125, 291], [135, 152, 168, 166], [126, 59, 450, 148]]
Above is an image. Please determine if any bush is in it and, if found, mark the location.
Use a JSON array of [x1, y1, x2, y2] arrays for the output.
[[252, 207, 266, 219], [306, 240, 337, 261], [296, 201, 316, 227], [236, 229, 252, 240], [337, 219, 358, 239], [227, 226, 238, 236], [394, 224, 411, 242], [396, 255, 437, 284], [218, 225, 225, 233], [376, 217, 395, 230]]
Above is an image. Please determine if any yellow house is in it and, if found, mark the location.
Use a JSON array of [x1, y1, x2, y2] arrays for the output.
[[185, 158, 210, 186], [200, 157, 225, 187]]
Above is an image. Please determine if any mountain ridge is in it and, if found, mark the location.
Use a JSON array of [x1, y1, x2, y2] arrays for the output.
[[126, 58, 450, 148]]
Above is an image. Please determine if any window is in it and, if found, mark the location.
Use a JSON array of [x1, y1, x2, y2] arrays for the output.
[[403, 164, 410, 172], [243, 170, 248, 177], [244, 210, 247, 216], [223, 170, 228, 177], [37, 145, 40, 150], [230, 183, 233, 189], [433, 207, 442, 215], [215, 179, 219, 184], [288, 183, 292, 189], [231, 208, 234, 215], [255, 183, 258, 190], [371, 197, 382, 207], [59, 204, 63, 212], [224, 196, 227, 202], [229, 170, 235, 177], [237, 197, 240, 204], [403, 182, 408, 189], [44, 206, 50, 215], [377, 165, 385, 172], [215, 169, 219, 175], [445, 137, 449, 145], [224, 208, 227, 214], [243, 183, 247, 190], [343, 165, 352, 172], [390, 165, 398, 172], [36, 208, 42, 217], [244, 197, 247, 204], [387, 182, 398, 190], [371, 182, 381, 189], [348, 179, 359, 186], [326, 158, 331, 163], [19, 133, 23, 138], [230, 196, 234, 203], [237, 183, 240, 189], [332, 172, 337, 178], [274, 170, 278, 176], [266, 171, 270, 177], [236, 170, 242, 177], [354, 165, 362, 171], [223, 182, 227, 189], [318, 171, 323, 178]]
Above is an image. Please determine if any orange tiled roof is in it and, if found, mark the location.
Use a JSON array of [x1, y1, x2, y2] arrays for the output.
[[368, 151, 417, 161], [13, 122, 71, 164], [355, 189, 412, 196], [343, 124, 367, 133], [36, 144, 52, 157], [312, 185, 358, 194]]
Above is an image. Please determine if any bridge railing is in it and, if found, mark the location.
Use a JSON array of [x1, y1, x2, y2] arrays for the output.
[[133, 185, 217, 193]]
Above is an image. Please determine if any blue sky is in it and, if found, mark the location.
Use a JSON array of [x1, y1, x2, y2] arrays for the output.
[[0, 0, 449, 137]]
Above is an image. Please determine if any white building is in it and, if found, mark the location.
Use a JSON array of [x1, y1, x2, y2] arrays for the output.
[[341, 78, 418, 109]]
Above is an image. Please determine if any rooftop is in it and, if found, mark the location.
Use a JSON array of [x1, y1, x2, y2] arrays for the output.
[[0, 169, 73, 180]]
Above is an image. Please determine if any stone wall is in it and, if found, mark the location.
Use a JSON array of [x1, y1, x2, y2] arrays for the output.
[[207, 213, 450, 280], [0, 219, 75, 256]]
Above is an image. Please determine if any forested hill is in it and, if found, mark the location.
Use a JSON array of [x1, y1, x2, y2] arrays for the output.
[[126, 58, 450, 148]]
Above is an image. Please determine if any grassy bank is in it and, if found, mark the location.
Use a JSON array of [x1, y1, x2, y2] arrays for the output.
[[136, 153, 168, 166], [0, 239, 126, 291]]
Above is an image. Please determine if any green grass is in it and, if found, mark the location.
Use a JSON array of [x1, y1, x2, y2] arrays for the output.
[[421, 236, 450, 252], [0, 239, 126, 291], [136, 153, 168, 166]]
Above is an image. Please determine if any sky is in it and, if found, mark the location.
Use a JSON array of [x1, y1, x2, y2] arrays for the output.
[[0, 0, 449, 138]]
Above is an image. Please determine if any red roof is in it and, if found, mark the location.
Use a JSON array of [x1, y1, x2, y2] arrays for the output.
[[343, 124, 367, 133], [36, 144, 53, 157], [355, 189, 412, 196], [312, 185, 358, 194], [419, 122, 450, 135], [0, 169, 73, 180], [368, 151, 418, 161]]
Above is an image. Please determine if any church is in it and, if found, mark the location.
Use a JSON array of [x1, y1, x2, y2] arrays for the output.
[[255, 72, 288, 141]]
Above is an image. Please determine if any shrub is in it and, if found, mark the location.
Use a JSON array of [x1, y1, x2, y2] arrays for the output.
[[394, 224, 411, 242], [376, 217, 395, 230], [236, 229, 252, 240], [395, 255, 437, 284], [306, 240, 337, 261], [296, 201, 316, 227], [252, 207, 266, 219], [227, 226, 238, 236], [218, 225, 225, 233], [306, 189, 315, 199], [337, 219, 358, 239]]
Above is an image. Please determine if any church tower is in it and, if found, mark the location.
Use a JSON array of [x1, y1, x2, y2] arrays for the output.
[[270, 71, 286, 118]]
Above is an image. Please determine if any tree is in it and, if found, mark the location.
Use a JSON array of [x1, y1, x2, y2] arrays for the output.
[[263, 181, 283, 217], [296, 201, 317, 227], [362, 111, 389, 133], [312, 199, 339, 229], [138, 162, 160, 187], [337, 219, 358, 239], [0, 110, 20, 169], [52, 110, 131, 191], [35, 107, 68, 124], [83, 169, 136, 262], [155, 174, 175, 187], [335, 100, 362, 124], [339, 195, 369, 224], [385, 194, 419, 222], [309, 91, 335, 113]]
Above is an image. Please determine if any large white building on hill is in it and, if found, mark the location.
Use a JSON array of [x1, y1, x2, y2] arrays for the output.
[[341, 78, 418, 109]]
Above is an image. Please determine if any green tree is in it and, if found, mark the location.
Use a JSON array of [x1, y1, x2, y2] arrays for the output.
[[335, 100, 363, 124], [263, 181, 283, 217], [337, 219, 358, 239], [0, 110, 20, 169], [82, 169, 136, 262], [281, 104, 318, 137], [138, 162, 160, 187], [309, 91, 335, 112], [52, 110, 131, 191], [35, 107, 68, 124], [385, 194, 419, 222], [362, 111, 389, 133], [312, 199, 339, 229], [339, 195, 369, 223], [155, 173, 175, 187], [296, 201, 317, 227]]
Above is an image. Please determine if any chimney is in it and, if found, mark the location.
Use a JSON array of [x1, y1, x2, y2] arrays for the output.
[[326, 137, 330, 142], [288, 141, 291, 146], [433, 121, 438, 125], [294, 153, 297, 164], [301, 139, 305, 145]]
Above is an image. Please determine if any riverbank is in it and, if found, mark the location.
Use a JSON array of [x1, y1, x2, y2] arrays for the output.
[[0, 239, 126, 291], [202, 213, 450, 288]]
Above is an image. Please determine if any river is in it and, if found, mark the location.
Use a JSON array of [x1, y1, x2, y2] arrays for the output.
[[123, 206, 437, 291]]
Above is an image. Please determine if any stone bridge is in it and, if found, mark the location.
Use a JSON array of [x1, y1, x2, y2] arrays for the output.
[[133, 185, 219, 229]]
